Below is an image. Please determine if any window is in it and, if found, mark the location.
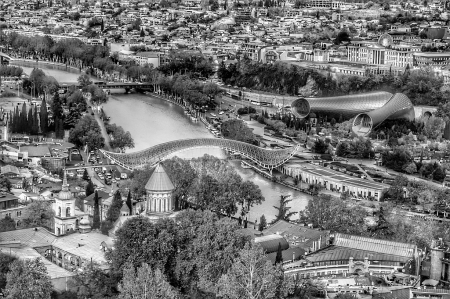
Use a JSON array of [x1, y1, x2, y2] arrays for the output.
[[66, 207, 71, 217]]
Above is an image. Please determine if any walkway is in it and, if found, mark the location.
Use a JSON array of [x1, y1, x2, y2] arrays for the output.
[[91, 107, 112, 151]]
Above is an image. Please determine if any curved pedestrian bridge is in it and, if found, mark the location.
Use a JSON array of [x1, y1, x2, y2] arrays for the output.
[[100, 138, 300, 172]]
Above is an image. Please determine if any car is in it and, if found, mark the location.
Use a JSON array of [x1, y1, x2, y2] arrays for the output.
[[98, 173, 104, 179]]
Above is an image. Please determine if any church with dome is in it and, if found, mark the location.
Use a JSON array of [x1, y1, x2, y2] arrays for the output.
[[53, 171, 89, 236], [145, 163, 175, 215]]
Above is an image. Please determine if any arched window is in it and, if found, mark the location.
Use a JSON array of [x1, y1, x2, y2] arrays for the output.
[[66, 207, 71, 217], [57, 227, 61, 235], [58, 207, 61, 217]]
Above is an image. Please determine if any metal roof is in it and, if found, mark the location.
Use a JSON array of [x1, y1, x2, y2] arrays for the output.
[[145, 164, 175, 192], [305, 246, 411, 264], [0, 228, 56, 248], [254, 234, 289, 254], [333, 233, 416, 258], [291, 91, 393, 119]]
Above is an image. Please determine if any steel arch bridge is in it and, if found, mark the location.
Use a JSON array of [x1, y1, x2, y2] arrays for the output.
[[100, 138, 300, 173]]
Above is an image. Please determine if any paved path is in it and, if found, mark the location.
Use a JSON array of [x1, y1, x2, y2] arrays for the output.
[[90, 106, 112, 151]]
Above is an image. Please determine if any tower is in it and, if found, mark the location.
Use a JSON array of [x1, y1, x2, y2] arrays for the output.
[[145, 164, 175, 214], [54, 170, 77, 236]]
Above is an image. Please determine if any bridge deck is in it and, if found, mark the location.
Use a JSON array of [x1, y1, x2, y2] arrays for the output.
[[100, 138, 299, 171]]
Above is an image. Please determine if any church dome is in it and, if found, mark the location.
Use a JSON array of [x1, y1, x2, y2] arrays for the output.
[[145, 164, 174, 192], [58, 171, 73, 200], [79, 217, 91, 234]]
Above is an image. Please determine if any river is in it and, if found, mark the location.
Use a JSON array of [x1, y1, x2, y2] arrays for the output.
[[17, 62, 310, 222]]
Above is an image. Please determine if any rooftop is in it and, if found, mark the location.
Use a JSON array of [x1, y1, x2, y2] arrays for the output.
[[52, 232, 112, 266], [1, 245, 74, 279], [333, 233, 416, 258], [0, 227, 56, 248], [20, 145, 51, 157], [145, 164, 174, 192], [254, 234, 289, 254], [263, 220, 329, 250]]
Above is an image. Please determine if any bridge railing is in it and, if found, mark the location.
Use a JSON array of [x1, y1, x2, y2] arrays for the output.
[[101, 138, 299, 171]]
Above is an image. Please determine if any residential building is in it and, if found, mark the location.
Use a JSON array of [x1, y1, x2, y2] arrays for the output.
[[0, 192, 25, 226]]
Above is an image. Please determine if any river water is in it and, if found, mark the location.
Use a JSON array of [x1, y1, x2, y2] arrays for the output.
[[17, 62, 310, 221]]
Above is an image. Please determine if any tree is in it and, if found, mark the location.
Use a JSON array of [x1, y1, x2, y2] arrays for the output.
[[275, 242, 283, 265], [118, 263, 179, 299], [433, 166, 446, 182], [85, 180, 95, 197], [217, 244, 285, 299], [402, 162, 417, 174], [330, 118, 336, 127], [386, 175, 408, 201], [68, 115, 105, 150], [221, 119, 256, 144], [239, 181, 264, 216], [107, 216, 178, 281], [93, 191, 100, 229], [126, 190, 133, 215], [273, 195, 297, 223], [334, 31, 351, 45], [70, 265, 113, 299], [0, 177, 11, 192], [163, 157, 197, 210], [107, 124, 134, 152], [77, 74, 93, 90], [3, 258, 53, 299], [302, 194, 367, 235], [258, 214, 267, 231], [313, 139, 328, 154], [107, 190, 123, 223], [32, 105, 39, 135], [0, 253, 16, 291], [369, 206, 393, 239], [0, 215, 16, 232], [21, 200, 55, 228], [85, 84, 108, 106], [82, 168, 89, 181]]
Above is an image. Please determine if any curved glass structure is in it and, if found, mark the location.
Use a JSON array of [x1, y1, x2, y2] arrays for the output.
[[101, 138, 300, 172], [352, 93, 415, 136], [291, 92, 393, 119]]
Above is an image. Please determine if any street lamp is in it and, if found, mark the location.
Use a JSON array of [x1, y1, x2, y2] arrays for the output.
[[31, 82, 36, 100]]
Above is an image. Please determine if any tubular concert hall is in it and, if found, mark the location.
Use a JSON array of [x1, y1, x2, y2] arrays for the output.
[[290, 92, 415, 136]]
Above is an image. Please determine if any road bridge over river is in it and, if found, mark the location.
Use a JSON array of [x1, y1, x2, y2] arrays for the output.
[[101, 138, 300, 172], [59, 81, 153, 91]]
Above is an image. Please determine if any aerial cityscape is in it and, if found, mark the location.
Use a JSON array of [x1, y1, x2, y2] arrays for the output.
[[1, 0, 450, 298]]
